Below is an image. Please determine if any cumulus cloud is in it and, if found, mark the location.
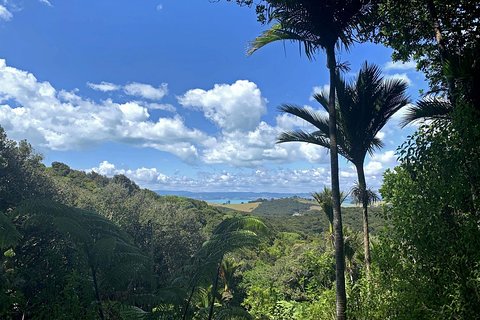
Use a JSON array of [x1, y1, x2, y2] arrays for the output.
[[146, 103, 176, 112], [0, 5, 12, 21], [88, 161, 334, 192], [178, 80, 267, 132], [124, 82, 168, 100], [87, 81, 120, 92], [202, 120, 329, 167], [0, 60, 397, 172], [384, 60, 416, 71], [0, 59, 211, 160], [88, 81, 168, 100]]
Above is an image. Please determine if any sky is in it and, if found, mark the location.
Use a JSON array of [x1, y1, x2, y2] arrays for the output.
[[0, 0, 427, 193]]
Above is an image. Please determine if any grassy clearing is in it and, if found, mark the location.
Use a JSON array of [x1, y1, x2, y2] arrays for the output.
[[209, 201, 261, 212]]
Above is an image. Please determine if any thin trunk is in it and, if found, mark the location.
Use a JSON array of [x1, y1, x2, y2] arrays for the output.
[[425, 0, 455, 101], [182, 283, 196, 320], [208, 262, 221, 320], [356, 163, 371, 274], [326, 43, 347, 320], [90, 263, 105, 320]]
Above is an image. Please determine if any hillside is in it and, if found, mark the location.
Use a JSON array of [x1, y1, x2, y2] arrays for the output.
[[213, 197, 385, 236]]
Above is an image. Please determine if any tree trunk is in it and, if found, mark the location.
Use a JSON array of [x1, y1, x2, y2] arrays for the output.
[[425, 0, 455, 101], [208, 262, 221, 320], [326, 43, 347, 320], [90, 263, 105, 320], [356, 163, 371, 274]]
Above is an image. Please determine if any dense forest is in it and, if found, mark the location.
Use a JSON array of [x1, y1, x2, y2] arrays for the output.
[[1, 0, 480, 319]]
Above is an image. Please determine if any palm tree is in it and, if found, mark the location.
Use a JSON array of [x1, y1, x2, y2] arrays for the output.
[[312, 187, 347, 248], [351, 183, 380, 208], [278, 62, 410, 273], [248, 3, 373, 317]]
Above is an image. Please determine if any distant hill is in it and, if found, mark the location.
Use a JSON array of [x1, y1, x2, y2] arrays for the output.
[[213, 196, 386, 236]]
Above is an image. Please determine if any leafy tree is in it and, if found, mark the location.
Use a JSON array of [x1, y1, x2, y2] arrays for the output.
[[364, 0, 480, 93], [0, 126, 53, 212], [279, 62, 409, 272], [357, 116, 480, 319]]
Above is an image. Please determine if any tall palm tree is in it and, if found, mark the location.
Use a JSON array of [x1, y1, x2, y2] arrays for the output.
[[248, 3, 373, 317], [278, 62, 410, 273]]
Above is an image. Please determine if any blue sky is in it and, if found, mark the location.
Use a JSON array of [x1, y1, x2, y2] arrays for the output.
[[0, 0, 427, 193]]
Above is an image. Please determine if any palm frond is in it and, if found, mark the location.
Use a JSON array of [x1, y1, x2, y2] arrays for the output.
[[278, 104, 329, 132], [247, 23, 317, 58], [312, 92, 330, 112], [277, 130, 330, 148], [400, 98, 453, 127]]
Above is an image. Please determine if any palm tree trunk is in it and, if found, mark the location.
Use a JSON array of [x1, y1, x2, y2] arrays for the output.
[[355, 163, 371, 274], [326, 43, 347, 320], [208, 262, 221, 320]]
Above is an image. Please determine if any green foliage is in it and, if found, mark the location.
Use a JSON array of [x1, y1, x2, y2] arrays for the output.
[[0, 213, 21, 250], [1, 200, 151, 320], [364, 0, 480, 90], [359, 117, 480, 319], [0, 127, 53, 212], [240, 232, 340, 320]]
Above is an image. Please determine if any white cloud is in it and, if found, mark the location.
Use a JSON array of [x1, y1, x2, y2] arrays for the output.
[[384, 60, 416, 71], [88, 161, 334, 193], [124, 82, 168, 100], [364, 161, 383, 176], [87, 81, 120, 92], [39, 0, 53, 7], [178, 80, 267, 132], [385, 73, 412, 86], [156, 4, 163, 11], [118, 101, 149, 121], [0, 5, 12, 21], [371, 150, 397, 167], [0, 59, 211, 160], [88, 81, 168, 100], [202, 120, 329, 167], [146, 103, 176, 112]]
